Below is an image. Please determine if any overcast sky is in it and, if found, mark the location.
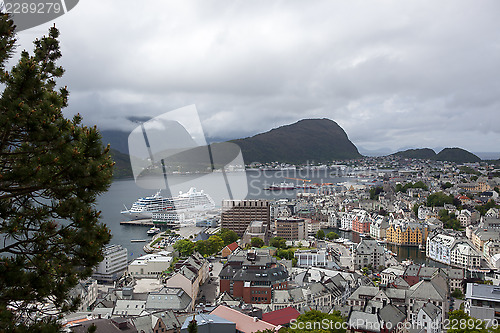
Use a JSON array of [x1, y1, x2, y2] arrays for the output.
[[14, 0, 500, 154]]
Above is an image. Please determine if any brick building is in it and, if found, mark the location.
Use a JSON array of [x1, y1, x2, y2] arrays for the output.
[[219, 250, 289, 304]]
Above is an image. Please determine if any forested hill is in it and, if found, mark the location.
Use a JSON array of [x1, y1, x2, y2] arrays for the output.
[[230, 118, 362, 164]]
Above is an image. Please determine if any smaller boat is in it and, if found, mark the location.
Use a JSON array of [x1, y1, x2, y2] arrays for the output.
[[266, 182, 296, 190], [147, 227, 161, 235]]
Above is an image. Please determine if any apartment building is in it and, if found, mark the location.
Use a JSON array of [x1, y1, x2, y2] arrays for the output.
[[275, 217, 307, 240], [221, 200, 270, 236]]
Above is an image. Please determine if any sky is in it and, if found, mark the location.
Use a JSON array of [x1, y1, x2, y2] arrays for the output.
[[12, 0, 500, 154]]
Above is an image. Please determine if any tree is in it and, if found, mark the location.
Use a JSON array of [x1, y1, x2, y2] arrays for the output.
[[447, 310, 487, 333], [251, 237, 264, 248], [451, 288, 464, 299], [173, 239, 195, 256], [0, 17, 114, 330], [316, 229, 325, 240], [326, 232, 339, 240], [369, 186, 384, 200], [217, 228, 238, 246], [270, 237, 287, 249], [207, 235, 224, 254], [187, 317, 198, 333]]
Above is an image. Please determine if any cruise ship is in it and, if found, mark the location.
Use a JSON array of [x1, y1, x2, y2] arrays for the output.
[[121, 188, 215, 220]]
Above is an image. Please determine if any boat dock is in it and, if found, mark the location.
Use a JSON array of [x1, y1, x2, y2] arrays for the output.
[[120, 219, 155, 226], [131, 239, 149, 243]]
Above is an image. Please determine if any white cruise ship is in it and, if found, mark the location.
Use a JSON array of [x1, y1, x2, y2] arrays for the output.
[[121, 188, 215, 220]]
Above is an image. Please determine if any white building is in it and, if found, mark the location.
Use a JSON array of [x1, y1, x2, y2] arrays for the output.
[[295, 250, 328, 267], [128, 251, 173, 278], [370, 216, 389, 240], [412, 301, 442, 333], [93, 244, 128, 282], [457, 209, 472, 227], [451, 242, 481, 270], [426, 234, 455, 265]]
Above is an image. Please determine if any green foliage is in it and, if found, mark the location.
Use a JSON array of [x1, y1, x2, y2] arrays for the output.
[[187, 318, 198, 333], [451, 288, 464, 299], [395, 181, 429, 193], [459, 166, 481, 175], [316, 230, 325, 240], [251, 237, 265, 248], [326, 232, 339, 240], [0, 16, 114, 330], [442, 182, 453, 190], [276, 248, 295, 261], [447, 310, 487, 333], [427, 191, 454, 207], [193, 235, 224, 257], [477, 200, 500, 216], [285, 310, 346, 333], [369, 186, 384, 200], [438, 209, 461, 230], [413, 203, 422, 217], [173, 239, 195, 256], [270, 237, 288, 249], [217, 228, 238, 246]]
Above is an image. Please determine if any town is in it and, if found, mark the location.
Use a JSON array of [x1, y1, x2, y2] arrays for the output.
[[63, 155, 500, 332]]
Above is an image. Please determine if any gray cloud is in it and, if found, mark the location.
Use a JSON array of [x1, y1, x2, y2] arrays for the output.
[[13, 0, 500, 153]]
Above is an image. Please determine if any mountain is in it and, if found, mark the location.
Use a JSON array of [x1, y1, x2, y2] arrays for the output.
[[110, 148, 133, 179], [434, 147, 481, 163], [230, 118, 361, 163], [392, 148, 437, 159]]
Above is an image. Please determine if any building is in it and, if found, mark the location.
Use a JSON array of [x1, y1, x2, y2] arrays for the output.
[[241, 220, 269, 246], [221, 200, 270, 236], [146, 287, 192, 313], [426, 232, 455, 266], [181, 313, 235, 333], [370, 216, 389, 240], [275, 217, 307, 241], [465, 283, 500, 325], [385, 220, 428, 246], [219, 250, 289, 304], [353, 239, 385, 270], [128, 251, 172, 278], [221, 242, 239, 258], [294, 250, 328, 268], [93, 244, 128, 283], [211, 305, 280, 333], [352, 213, 371, 234]]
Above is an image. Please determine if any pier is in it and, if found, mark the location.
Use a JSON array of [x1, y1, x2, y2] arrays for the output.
[[119, 219, 154, 226]]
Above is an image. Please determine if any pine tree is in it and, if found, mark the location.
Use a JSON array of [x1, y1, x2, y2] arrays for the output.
[[0, 14, 113, 330]]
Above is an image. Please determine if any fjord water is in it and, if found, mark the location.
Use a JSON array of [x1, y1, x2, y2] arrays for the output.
[[96, 169, 346, 259]]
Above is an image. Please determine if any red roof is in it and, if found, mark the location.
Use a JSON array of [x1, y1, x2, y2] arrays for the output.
[[262, 307, 300, 326], [211, 305, 279, 333], [226, 242, 239, 252]]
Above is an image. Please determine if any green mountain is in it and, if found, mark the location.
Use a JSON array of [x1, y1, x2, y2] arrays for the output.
[[110, 148, 134, 178], [392, 148, 437, 159], [230, 118, 361, 164], [433, 147, 481, 163]]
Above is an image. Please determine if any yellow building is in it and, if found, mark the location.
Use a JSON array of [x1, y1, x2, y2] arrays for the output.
[[386, 221, 428, 246]]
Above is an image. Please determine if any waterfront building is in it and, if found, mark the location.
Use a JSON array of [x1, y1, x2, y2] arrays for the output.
[[307, 219, 321, 235], [275, 217, 307, 241], [353, 239, 385, 270], [369, 216, 389, 240], [426, 232, 455, 265], [221, 200, 270, 237], [93, 244, 128, 283], [385, 219, 428, 246], [340, 209, 368, 231], [352, 213, 372, 234], [450, 241, 481, 270], [219, 250, 289, 304]]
